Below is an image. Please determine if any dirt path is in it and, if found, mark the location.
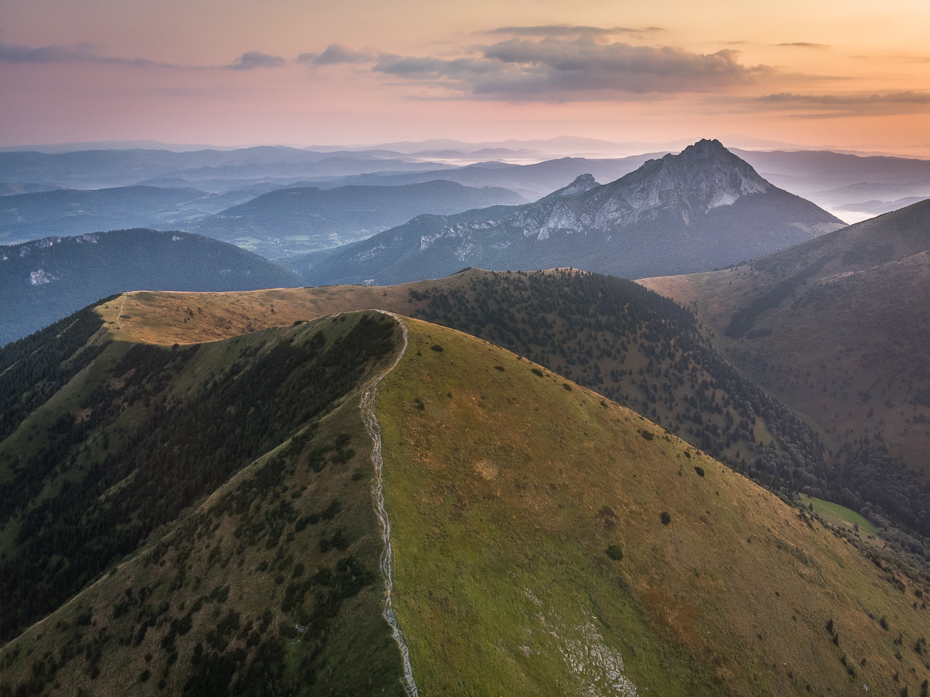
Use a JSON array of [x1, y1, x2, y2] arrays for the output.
[[115, 294, 128, 333], [360, 311, 419, 697]]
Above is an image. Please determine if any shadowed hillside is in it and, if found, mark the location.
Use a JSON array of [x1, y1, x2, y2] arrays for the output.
[[0, 229, 300, 346], [85, 269, 930, 566], [0, 310, 402, 646], [641, 198, 930, 546]]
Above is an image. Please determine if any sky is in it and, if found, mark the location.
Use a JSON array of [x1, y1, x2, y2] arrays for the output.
[[2, 0, 929, 155]]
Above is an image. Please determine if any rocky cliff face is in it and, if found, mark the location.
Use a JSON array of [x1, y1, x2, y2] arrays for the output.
[[305, 140, 847, 286], [498, 139, 772, 241]]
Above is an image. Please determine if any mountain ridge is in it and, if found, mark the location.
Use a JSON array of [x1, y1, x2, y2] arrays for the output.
[[302, 140, 845, 286], [640, 197, 930, 511], [1, 306, 927, 696], [190, 179, 527, 258], [82, 269, 930, 565], [0, 229, 300, 346]]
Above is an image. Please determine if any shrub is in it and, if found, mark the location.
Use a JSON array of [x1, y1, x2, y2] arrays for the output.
[[321, 499, 342, 521], [531, 368, 543, 377], [660, 512, 671, 526], [640, 430, 654, 441], [430, 344, 444, 352], [694, 466, 705, 477], [605, 545, 624, 561]]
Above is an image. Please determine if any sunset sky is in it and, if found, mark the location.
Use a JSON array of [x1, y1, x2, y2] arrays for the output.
[[2, 0, 929, 155]]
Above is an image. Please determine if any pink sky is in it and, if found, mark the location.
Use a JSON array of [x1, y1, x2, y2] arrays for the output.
[[2, 0, 929, 155]]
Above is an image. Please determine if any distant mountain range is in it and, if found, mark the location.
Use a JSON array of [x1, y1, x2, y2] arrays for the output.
[[325, 154, 664, 199], [0, 146, 456, 191], [301, 140, 845, 285], [190, 180, 527, 258], [0, 182, 64, 196], [0, 179, 526, 257], [0, 186, 254, 245], [734, 148, 930, 220], [0, 229, 298, 345]]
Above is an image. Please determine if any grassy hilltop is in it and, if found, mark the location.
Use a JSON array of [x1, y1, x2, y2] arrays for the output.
[[90, 269, 930, 566], [1, 310, 407, 695], [0, 306, 928, 695], [376, 318, 930, 696]]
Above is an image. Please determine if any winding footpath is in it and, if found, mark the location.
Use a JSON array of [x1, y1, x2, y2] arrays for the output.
[[360, 312, 420, 697]]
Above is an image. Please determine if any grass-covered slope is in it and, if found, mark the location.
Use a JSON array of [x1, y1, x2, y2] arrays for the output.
[[1, 400, 405, 697], [89, 271, 930, 564], [95, 270, 822, 471], [0, 229, 301, 346], [0, 312, 409, 697], [377, 319, 930, 696], [640, 199, 930, 542]]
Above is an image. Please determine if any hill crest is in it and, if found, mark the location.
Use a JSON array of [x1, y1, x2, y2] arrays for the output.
[[1, 309, 928, 696]]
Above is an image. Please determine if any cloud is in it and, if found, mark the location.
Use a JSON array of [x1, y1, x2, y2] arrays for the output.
[[775, 42, 829, 49], [754, 91, 930, 116], [485, 25, 663, 38], [306, 36, 770, 100], [226, 51, 286, 70], [481, 38, 762, 93], [0, 42, 288, 71], [373, 55, 502, 80], [298, 44, 376, 66], [0, 42, 178, 68]]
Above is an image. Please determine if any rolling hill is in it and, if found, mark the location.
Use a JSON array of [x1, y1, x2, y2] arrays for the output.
[[191, 180, 528, 259], [80, 269, 929, 564], [0, 308, 408, 695], [640, 197, 930, 532], [0, 303, 927, 696], [301, 140, 845, 286], [0, 229, 299, 346]]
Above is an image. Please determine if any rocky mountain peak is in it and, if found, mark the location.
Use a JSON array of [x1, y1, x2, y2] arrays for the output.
[[679, 138, 729, 160], [627, 139, 770, 212], [537, 173, 600, 203]]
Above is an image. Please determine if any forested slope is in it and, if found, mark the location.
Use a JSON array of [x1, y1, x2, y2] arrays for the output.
[[0, 312, 407, 697]]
